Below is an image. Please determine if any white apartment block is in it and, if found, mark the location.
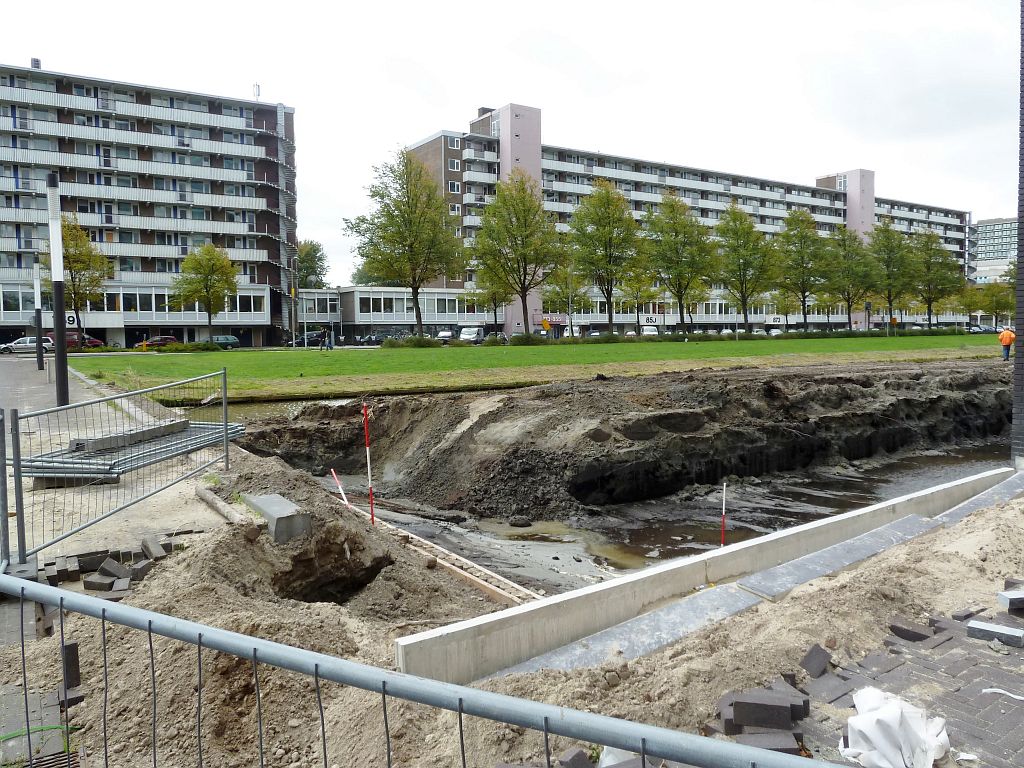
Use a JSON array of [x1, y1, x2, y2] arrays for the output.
[[0, 60, 299, 347], [410, 104, 974, 334], [973, 217, 1016, 284]]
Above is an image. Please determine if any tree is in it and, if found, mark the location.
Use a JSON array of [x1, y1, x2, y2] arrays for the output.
[[910, 231, 965, 328], [619, 249, 660, 332], [869, 217, 916, 329], [770, 291, 799, 331], [44, 214, 108, 348], [973, 282, 1014, 328], [474, 169, 562, 334], [822, 226, 880, 330], [171, 244, 238, 336], [571, 180, 638, 331], [541, 255, 592, 339], [296, 240, 329, 288], [343, 150, 464, 337], [350, 261, 403, 287], [646, 194, 716, 332], [715, 204, 777, 332], [774, 209, 827, 330], [466, 263, 514, 334]]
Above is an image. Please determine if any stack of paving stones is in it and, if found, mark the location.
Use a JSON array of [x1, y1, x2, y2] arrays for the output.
[[706, 676, 810, 756], [796, 577, 1024, 767]]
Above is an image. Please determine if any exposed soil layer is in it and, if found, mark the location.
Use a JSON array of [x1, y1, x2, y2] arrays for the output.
[[239, 360, 1011, 521]]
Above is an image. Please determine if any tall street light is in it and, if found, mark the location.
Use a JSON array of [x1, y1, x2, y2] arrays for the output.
[[32, 256, 43, 371], [46, 174, 69, 405]]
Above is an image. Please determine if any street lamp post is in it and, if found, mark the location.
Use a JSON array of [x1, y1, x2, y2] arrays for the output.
[[46, 174, 69, 405], [32, 257, 43, 371]]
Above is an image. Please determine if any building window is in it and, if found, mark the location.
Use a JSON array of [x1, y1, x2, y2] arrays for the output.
[[359, 297, 371, 313], [448, 159, 460, 171], [448, 181, 461, 194], [449, 204, 461, 215], [447, 136, 460, 149]]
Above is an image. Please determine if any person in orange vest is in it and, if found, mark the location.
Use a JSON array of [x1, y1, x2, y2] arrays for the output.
[[999, 326, 1016, 361]]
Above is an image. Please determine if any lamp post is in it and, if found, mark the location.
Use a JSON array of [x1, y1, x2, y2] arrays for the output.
[[46, 174, 69, 405], [32, 257, 43, 371]]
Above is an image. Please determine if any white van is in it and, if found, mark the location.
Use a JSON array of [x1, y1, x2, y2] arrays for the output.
[[458, 327, 485, 344], [640, 326, 659, 337]]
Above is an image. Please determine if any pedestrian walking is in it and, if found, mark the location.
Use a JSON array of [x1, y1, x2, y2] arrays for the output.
[[999, 326, 1015, 361], [318, 329, 327, 351], [326, 327, 334, 350]]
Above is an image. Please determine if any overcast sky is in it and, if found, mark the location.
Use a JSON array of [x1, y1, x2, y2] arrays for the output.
[[7, 0, 1019, 285]]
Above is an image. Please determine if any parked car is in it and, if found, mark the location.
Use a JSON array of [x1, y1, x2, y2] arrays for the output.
[[133, 335, 178, 349], [768, 328, 784, 337], [752, 329, 768, 336], [1, 336, 55, 354], [720, 329, 734, 335], [284, 332, 323, 347], [48, 331, 104, 349], [436, 330, 455, 345], [640, 326, 659, 337], [485, 332, 509, 345], [358, 333, 384, 346], [211, 335, 240, 349], [624, 330, 637, 337]]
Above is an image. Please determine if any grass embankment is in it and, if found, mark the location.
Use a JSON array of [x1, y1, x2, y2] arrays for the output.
[[67, 334, 999, 401]]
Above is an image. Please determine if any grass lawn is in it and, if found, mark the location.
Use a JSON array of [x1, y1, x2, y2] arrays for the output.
[[67, 334, 1000, 401]]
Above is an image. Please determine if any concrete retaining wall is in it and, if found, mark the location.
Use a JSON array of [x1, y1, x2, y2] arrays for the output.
[[395, 467, 1014, 684]]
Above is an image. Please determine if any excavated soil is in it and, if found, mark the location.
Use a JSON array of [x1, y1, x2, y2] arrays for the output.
[[239, 360, 1011, 521]]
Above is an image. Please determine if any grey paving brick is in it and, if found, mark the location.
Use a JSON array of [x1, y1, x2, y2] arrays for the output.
[[967, 620, 1024, 648]]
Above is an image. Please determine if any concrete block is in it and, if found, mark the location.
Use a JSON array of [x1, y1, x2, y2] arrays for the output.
[[141, 536, 167, 561], [888, 616, 933, 642], [57, 685, 84, 708], [919, 631, 954, 650], [77, 551, 109, 572], [996, 590, 1024, 613], [83, 573, 115, 591], [801, 673, 855, 704], [742, 725, 804, 743], [967, 620, 1024, 648], [54, 557, 68, 580], [1005, 577, 1024, 591], [734, 732, 801, 754], [63, 642, 81, 688], [558, 747, 594, 768], [951, 606, 985, 622], [97, 557, 130, 579], [44, 565, 58, 586], [130, 559, 153, 581], [242, 493, 312, 544], [93, 590, 130, 602], [732, 691, 795, 729], [111, 577, 131, 592], [768, 678, 810, 717], [66, 556, 80, 582], [799, 643, 831, 678]]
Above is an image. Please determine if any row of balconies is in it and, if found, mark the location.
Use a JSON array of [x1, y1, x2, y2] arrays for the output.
[[0, 208, 274, 237], [0, 176, 269, 211], [2, 119, 266, 159], [0, 146, 279, 185], [0, 238, 270, 261], [0, 85, 280, 133]]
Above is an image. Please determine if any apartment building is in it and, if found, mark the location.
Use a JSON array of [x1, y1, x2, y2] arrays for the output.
[[973, 217, 1016, 284], [0, 60, 297, 347], [409, 104, 973, 334]]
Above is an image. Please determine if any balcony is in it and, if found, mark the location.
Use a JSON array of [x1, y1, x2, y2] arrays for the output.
[[462, 215, 483, 228], [7, 116, 33, 132], [543, 201, 576, 214], [540, 159, 586, 174], [0, 266, 35, 282], [552, 181, 592, 195], [0, 237, 42, 252], [0, 207, 48, 224], [92, 242, 270, 261], [75, 212, 260, 236], [462, 148, 498, 163], [462, 192, 495, 206], [0, 147, 254, 184], [27, 120, 267, 159], [462, 170, 498, 185]]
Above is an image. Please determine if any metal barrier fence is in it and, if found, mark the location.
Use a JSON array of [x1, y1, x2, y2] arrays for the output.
[[3, 370, 238, 564], [0, 575, 844, 768]]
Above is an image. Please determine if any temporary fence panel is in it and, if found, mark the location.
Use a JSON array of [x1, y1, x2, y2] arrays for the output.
[[7, 370, 238, 563], [0, 574, 847, 768]]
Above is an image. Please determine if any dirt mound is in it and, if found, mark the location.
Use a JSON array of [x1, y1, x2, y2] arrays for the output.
[[240, 360, 1011, 521], [0, 451, 497, 767]]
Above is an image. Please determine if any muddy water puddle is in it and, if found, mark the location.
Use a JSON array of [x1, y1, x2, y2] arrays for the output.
[[480, 442, 1010, 570]]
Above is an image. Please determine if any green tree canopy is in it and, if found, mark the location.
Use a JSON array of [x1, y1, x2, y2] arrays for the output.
[[645, 194, 716, 332], [343, 149, 464, 336], [775, 209, 827, 330], [44, 214, 108, 346], [619, 248, 660, 332], [571, 180, 638, 330], [822, 226, 880, 330], [171, 244, 238, 334], [869, 217, 916, 325], [770, 290, 799, 330], [296, 240, 329, 288], [474, 169, 562, 334], [715, 204, 777, 332], [910, 231, 965, 328], [466, 263, 515, 333], [541, 252, 592, 339]]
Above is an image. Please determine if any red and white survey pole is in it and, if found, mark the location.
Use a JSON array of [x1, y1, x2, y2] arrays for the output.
[[720, 481, 727, 548], [363, 401, 376, 525]]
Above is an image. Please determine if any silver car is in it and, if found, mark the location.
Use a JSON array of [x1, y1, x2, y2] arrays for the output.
[[0, 336, 55, 354]]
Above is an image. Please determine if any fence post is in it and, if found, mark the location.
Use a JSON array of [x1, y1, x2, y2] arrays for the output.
[[221, 368, 229, 471], [10, 409, 27, 564], [0, 410, 9, 565]]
